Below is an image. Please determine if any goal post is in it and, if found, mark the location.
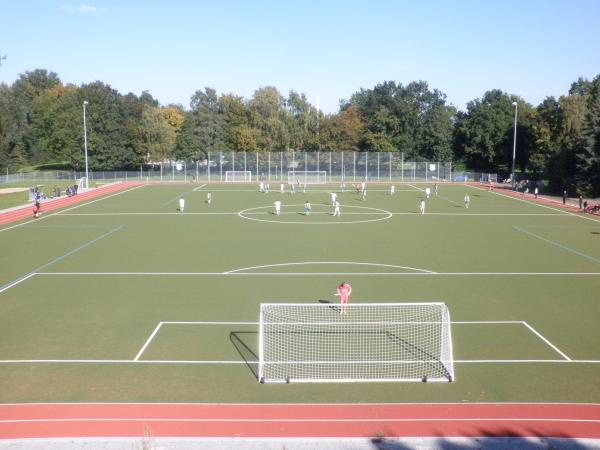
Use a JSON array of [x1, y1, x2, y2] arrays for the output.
[[225, 170, 252, 182], [287, 171, 327, 185], [258, 302, 454, 383]]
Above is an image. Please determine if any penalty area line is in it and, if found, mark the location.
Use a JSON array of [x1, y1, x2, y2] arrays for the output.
[[0, 272, 37, 295], [522, 321, 571, 361], [134, 322, 163, 361], [1, 359, 600, 365]]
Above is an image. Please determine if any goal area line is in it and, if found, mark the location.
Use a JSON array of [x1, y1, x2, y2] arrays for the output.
[[0, 320, 579, 365], [130, 319, 570, 365]]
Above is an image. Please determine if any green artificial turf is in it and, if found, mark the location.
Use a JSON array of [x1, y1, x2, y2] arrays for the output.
[[0, 182, 599, 403]]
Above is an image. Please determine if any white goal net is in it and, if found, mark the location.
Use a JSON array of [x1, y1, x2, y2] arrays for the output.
[[287, 171, 327, 185], [225, 171, 252, 182], [258, 303, 454, 383]]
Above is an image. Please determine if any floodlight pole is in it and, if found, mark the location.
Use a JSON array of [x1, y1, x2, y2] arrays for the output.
[[83, 100, 90, 189], [511, 101, 518, 190]]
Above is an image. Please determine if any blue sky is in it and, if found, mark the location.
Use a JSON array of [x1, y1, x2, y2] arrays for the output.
[[1, 0, 599, 113]]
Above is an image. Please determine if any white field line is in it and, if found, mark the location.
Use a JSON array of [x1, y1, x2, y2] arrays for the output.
[[225, 261, 436, 274], [1, 359, 599, 365], [192, 183, 207, 191], [171, 188, 438, 193], [134, 322, 163, 361], [522, 321, 572, 361], [123, 319, 575, 366], [469, 184, 600, 223], [513, 225, 600, 265], [59, 212, 240, 216], [0, 184, 145, 233], [53, 212, 566, 217], [407, 183, 462, 206], [162, 321, 258, 325], [36, 271, 600, 276], [0, 272, 36, 295], [54, 185, 146, 215], [0, 225, 123, 296], [406, 183, 423, 192]]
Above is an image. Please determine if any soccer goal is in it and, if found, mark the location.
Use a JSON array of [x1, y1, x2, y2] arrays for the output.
[[258, 302, 454, 383], [225, 171, 252, 182], [287, 171, 327, 185], [76, 177, 88, 190]]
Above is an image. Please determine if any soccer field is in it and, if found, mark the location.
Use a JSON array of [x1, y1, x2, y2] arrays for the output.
[[1, 182, 600, 404]]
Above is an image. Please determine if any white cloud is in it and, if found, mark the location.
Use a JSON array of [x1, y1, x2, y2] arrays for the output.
[[60, 4, 106, 14]]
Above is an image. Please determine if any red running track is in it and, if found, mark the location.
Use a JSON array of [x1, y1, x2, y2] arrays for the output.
[[0, 403, 599, 440], [0, 182, 143, 226]]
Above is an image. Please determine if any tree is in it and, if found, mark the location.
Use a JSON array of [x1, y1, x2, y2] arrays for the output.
[[320, 106, 365, 152], [79, 81, 138, 169], [220, 94, 258, 152], [348, 80, 455, 159], [176, 88, 225, 160], [574, 97, 600, 195], [248, 86, 287, 151], [29, 84, 83, 167], [139, 106, 178, 163], [1, 69, 62, 167], [285, 91, 319, 151], [455, 90, 524, 172]]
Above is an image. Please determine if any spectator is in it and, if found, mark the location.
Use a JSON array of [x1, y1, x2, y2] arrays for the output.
[[562, 190, 567, 205]]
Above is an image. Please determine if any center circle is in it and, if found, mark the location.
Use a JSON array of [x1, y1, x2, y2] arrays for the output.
[[238, 204, 393, 225]]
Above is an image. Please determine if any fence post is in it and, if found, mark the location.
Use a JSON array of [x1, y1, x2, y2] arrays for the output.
[[401, 152, 404, 182]]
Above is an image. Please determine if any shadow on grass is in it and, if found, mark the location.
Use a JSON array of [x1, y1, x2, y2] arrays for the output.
[[229, 331, 259, 380], [318, 298, 341, 314]]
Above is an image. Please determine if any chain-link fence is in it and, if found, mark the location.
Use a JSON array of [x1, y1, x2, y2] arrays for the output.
[[1, 152, 497, 185]]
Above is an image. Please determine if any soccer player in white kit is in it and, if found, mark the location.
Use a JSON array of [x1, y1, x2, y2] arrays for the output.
[[280, 183, 285, 194], [178, 197, 185, 212], [464, 194, 470, 208], [333, 200, 341, 216], [304, 200, 311, 216], [274, 200, 282, 215], [330, 192, 337, 206], [207, 192, 212, 204], [390, 185, 395, 195], [419, 199, 426, 215], [425, 187, 431, 199]]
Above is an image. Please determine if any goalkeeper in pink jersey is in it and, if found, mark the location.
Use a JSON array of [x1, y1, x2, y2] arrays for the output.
[[335, 281, 352, 314]]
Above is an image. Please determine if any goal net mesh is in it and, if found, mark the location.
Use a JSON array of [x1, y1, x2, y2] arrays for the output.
[[258, 303, 454, 383], [287, 171, 327, 185], [225, 171, 252, 182]]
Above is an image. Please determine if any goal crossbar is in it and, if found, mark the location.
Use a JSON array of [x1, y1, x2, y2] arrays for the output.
[[258, 302, 454, 384], [225, 170, 252, 182], [287, 171, 327, 185]]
